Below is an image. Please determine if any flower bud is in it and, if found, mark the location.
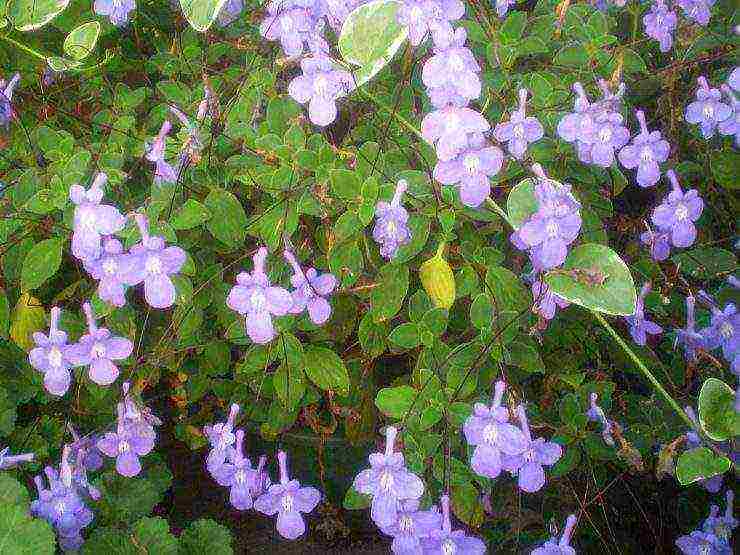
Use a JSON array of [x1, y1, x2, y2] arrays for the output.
[[419, 243, 455, 309]]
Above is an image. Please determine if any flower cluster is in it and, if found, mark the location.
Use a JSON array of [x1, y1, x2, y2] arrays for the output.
[[463, 381, 562, 493], [0, 72, 20, 128], [676, 489, 736, 554]]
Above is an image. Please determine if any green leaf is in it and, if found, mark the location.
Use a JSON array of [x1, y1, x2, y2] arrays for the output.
[[0, 288, 9, 339], [506, 178, 539, 229], [389, 322, 421, 349], [171, 199, 211, 230], [329, 169, 361, 200], [343, 486, 372, 510], [273, 363, 306, 410], [710, 149, 739, 190], [544, 243, 636, 316], [9, 293, 45, 351], [0, 385, 17, 436], [0, 502, 55, 554], [470, 293, 494, 329], [675, 447, 732, 486], [204, 189, 247, 248], [303, 346, 350, 395], [554, 42, 590, 68], [375, 385, 416, 418], [20, 238, 63, 292], [371, 264, 409, 323], [499, 11, 527, 43], [179, 519, 233, 555], [0, 475, 29, 507], [8, 0, 70, 31], [63, 21, 100, 60], [46, 56, 82, 72], [672, 247, 737, 280], [338, 0, 408, 87], [698, 378, 738, 442], [179, 0, 229, 32]]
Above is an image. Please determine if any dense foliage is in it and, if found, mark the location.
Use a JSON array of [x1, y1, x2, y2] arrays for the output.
[[0, 0, 737, 553]]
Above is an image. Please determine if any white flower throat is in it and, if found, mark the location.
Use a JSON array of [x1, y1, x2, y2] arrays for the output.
[[145, 255, 162, 275], [463, 154, 480, 174], [251, 289, 267, 312], [48, 347, 63, 368], [379, 470, 395, 492], [674, 203, 689, 221], [281, 494, 294, 512], [482, 423, 498, 444]]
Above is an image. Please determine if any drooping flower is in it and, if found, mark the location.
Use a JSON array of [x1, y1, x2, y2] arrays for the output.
[[701, 302, 739, 367], [639, 225, 672, 261], [625, 282, 663, 346], [502, 404, 563, 493], [0, 446, 34, 470], [211, 430, 265, 511], [119, 381, 160, 439], [28, 307, 75, 396], [145, 120, 178, 185], [380, 498, 442, 555], [254, 450, 321, 540], [675, 530, 729, 554], [585, 392, 614, 446], [421, 106, 490, 161], [463, 381, 528, 479], [67, 425, 104, 473], [94, 0, 136, 26], [419, 494, 486, 554], [685, 76, 733, 139], [432, 132, 503, 208], [531, 514, 578, 555], [169, 105, 204, 167], [675, 296, 705, 363], [422, 27, 481, 105], [65, 302, 133, 386], [396, 0, 465, 47], [119, 213, 187, 309], [227, 247, 293, 344], [69, 172, 126, 261], [493, 88, 544, 160], [584, 112, 630, 168], [260, 1, 318, 57], [728, 67, 740, 92], [288, 55, 354, 127], [97, 401, 155, 477], [353, 426, 425, 528], [531, 279, 570, 322], [216, 0, 244, 26], [283, 249, 337, 325], [718, 85, 739, 147], [203, 403, 241, 475], [651, 170, 703, 249], [677, 0, 715, 26], [617, 110, 670, 188], [642, 0, 677, 53], [82, 237, 128, 307], [0, 72, 20, 128], [373, 180, 413, 260]]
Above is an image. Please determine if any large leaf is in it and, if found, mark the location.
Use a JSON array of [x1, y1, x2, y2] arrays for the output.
[[7, 0, 70, 31], [375, 385, 416, 418], [63, 21, 100, 60], [506, 178, 539, 229], [204, 189, 247, 248], [179, 0, 229, 32], [544, 244, 636, 316], [179, 519, 233, 555], [9, 293, 45, 351], [0, 502, 55, 554], [371, 264, 409, 323], [698, 378, 738, 442], [20, 237, 63, 292], [675, 447, 732, 486], [303, 346, 350, 395], [338, 0, 408, 87]]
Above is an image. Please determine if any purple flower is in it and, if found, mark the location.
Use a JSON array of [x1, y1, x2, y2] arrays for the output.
[[702, 303, 739, 365], [67, 425, 104, 473], [145, 120, 178, 184], [675, 530, 728, 554], [254, 451, 321, 540], [373, 180, 413, 260], [0, 72, 20, 128], [463, 381, 528, 479], [65, 302, 132, 386], [685, 76, 733, 139], [557, 83, 596, 146], [422, 28, 481, 104], [212, 430, 266, 511], [421, 106, 490, 161], [502, 404, 563, 493], [677, 0, 715, 26], [227, 247, 293, 344], [640, 225, 671, 261], [217, 0, 244, 26], [433, 132, 503, 208], [0, 446, 34, 470], [718, 85, 739, 146], [83, 237, 128, 307], [728, 67, 740, 92], [586, 392, 615, 446], [353, 426, 425, 528], [260, 2, 317, 57], [288, 55, 353, 127], [643, 0, 677, 53], [203, 403, 241, 475], [69, 172, 126, 261], [493, 88, 544, 160], [284, 249, 337, 325], [585, 111, 630, 168], [119, 214, 187, 309], [651, 170, 703, 249], [380, 498, 442, 555], [702, 490, 737, 544], [97, 401, 155, 478], [94, 0, 136, 26], [169, 105, 204, 167], [625, 282, 663, 346], [495, 0, 516, 18], [397, 0, 465, 47], [617, 110, 670, 188], [28, 307, 75, 396], [419, 494, 486, 554], [532, 279, 570, 321], [511, 164, 582, 271], [675, 296, 705, 363], [531, 514, 578, 555]]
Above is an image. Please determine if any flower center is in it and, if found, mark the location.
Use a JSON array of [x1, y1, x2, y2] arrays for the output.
[[598, 126, 612, 143], [409, 6, 423, 21], [463, 154, 480, 174], [102, 258, 117, 275], [444, 113, 460, 133], [280, 15, 293, 32], [281, 493, 294, 513], [640, 147, 654, 163], [379, 470, 395, 492], [54, 500, 66, 515], [251, 289, 267, 312], [399, 515, 414, 533], [447, 53, 464, 73], [513, 124, 525, 139], [91, 342, 106, 358], [482, 423, 498, 445], [523, 448, 535, 462], [118, 440, 130, 454], [719, 321, 734, 339], [235, 470, 246, 485], [48, 347, 63, 368], [386, 220, 397, 235], [442, 539, 456, 555], [314, 74, 329, 97], [703, 104, 714, 119], [145, 255, 162, 275], [545, 221, 559, 238], [674, 203, 689, 221], [80, 208, 97, 230]]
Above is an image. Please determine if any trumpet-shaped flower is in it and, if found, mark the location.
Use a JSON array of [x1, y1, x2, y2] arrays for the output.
[[70, 172, 126, 261], [373, 180, 413, 260], [284, 249, 337, 325], [651, 170, 703, 249], [493, 88, 544, 160], [419, 494, 486, 554], [618, 110, 670, 187], [29, 307, 75, 396]]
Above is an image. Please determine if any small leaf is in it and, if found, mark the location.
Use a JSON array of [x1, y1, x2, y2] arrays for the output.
[[371, 264, 409, 323], [63, 21, 100, 60], [506, 178, 539, 229], [21, 238, 63, 292], [171, 199, 211, 230], [343, 487, 372, 510], [46, 56, 83, 72], [303, 346, 350, 395], [204, 189, 247, 248], [544, 243, 636, 316], [710, 149, 740, 190], [672, 247, 737, 280], [179, 0, 229, 32], [698, 378, 738, 442], [10, 293, 45, 351], [375, 385, 416, 418], [8, 0, 70, 32], [389, 322, 421, 349], [179, 518, 233, 555], [675, 447, 732, 485]]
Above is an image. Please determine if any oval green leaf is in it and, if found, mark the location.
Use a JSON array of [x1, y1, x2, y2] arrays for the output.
[[544, 243, 636, 316], [303, 346, 350, 396], [675, 447, 732, 486], [63, 21, 100, 61], [21, 237, 63, 292], [338, 0, 408, 87], [179, 0, 228, 32], [46, 56, 83, 72], [8, 0, 70, 31], [698, 378, 738, 442], [506, 177, 538, 230]]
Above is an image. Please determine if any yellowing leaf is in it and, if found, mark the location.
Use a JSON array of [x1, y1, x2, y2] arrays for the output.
[[10, 293, 45, 351]]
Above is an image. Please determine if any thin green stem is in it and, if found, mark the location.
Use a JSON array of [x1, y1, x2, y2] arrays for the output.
[[0, 34, 47, 61], [592, 312, 693, 429], [485, 197, 514, 228], [357, 87, 425, 141]]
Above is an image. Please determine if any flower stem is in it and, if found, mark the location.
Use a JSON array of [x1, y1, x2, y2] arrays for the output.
[[356, 87, 425, 142], [0, 34, 47, 61], [484, 197, 515, 228]]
